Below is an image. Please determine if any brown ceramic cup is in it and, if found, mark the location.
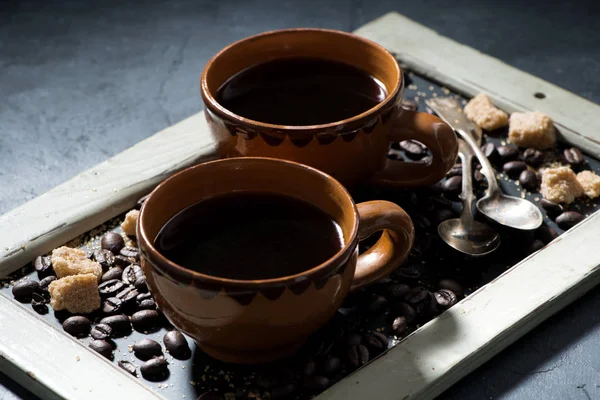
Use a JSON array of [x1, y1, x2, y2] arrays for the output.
[[137, 157, 414, 364], [200, 28, 458, 188]]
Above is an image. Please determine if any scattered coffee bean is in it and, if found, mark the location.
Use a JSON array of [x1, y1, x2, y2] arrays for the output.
[[393, 302, 417, 323], [447, 163, 462, 178], [434, 289, 458, 310], [305, 375, 330, 391], [346, 333, 362, 346], [434, 208, 456, 224], [122, 264, 144, 285], [33, 288, 49, 303], [564, 147, 585, 166], [163, 330, 192, 360], [136, 292, 156, 310], [363, 331, 388, 350], [347, 344, 369, 368], [503, 161, 527, 179], [416, 292, 438, 318], [34, 256, 53, 277], [392, 316, 408, 335], [118, 360, 137, 376], [89, 340, 113, 359], [101, 267, 124, 283], [102, 297, 123, 315], [133, 338, 163, 361], [385, 283, 411, 300], [131, 309, 160, 332], [497, 145, 519, 162], [540, 199, 563, 216], [438, 279, 464, 298], [524, 239, 545, 254], [399, 140, 427, 159], [114, 255, 131, 267], [271, 384, 296, 398], [367, 295, 388, 313], [474, 170, 487, 185], [140, 356, 169, 381], [404, 286, 429, 305], [119, 247, 140, 260], [12, 280, 40, 302], [322, 356, 341, 375], [519, 169, 539, 191], [481, 143, 499, 164], [100, 232, 125, 255], [400, 99, 417, 112], [93, 249, 115, 269], [39, 275, 57, 289], [134, 276, 148, 293], [522, 148, 544, 167], [536, 225, 559, 244], [98, 279, 125, 298], [32, 299, 49, 315], [303, 360, 316, 376], [90, 323, 113, 340], [116, 286, 140, 310], [555, 211, 585, 230], [99, 314, 132, 337], [394, 266, 421, 281], [62, 316, 91, 337], [442, 176, 462, 198]]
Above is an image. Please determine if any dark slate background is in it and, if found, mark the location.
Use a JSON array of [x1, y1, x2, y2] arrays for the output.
[[1, 0, 600, 399]]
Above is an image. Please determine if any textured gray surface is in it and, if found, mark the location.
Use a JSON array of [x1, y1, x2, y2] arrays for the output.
[[1, 0, 600, 399]]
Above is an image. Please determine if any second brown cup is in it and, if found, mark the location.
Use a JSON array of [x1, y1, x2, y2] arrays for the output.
[[137, 157, 415, 364], [200, 28, 458, 188]]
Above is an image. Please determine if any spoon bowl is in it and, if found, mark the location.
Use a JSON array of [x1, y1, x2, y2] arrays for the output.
[[477, 193, 544, 231], [438, 217, 501, 257]]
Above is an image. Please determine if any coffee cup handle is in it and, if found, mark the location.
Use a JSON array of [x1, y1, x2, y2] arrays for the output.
[[370, 110, 458, 187], [351, 200, 415, 291]]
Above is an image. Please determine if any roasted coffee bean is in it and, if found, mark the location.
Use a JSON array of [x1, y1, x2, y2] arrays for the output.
[[497, 145, 519, 162], [347, 344, 369, 368], [140, 356, 169, 380], [116, 286, 139, 308], [481, 143, 499, 164], [119, 247, 140, 260], [400, 99, 417, 112], [271, 384, 296, 398], [367, 295, 388, 314], [305, 376, 330, 391], [394, 266, 420, 281], [503, 161, 527, 179], [564, 147, 585, 166], [133, 338, 163, 361], [524, 239, 545, 254], [33, 288, 50, 303], [34, 256, 53, 277], [101, 267, 123, 283], [404, 286, 430, 305], [113, 255, 130, 267], [98, 279, 125, 298], [62, 316, 91, 337], [393, 302, 417, 323], [522, 148, 544, 167], [136, 292, 156, 310], [322, 356, 341, 375], [163, 330, 191, 360], [118, 360, 137, 376], [519, 169, 539, 191], [434, 208, 456, 224], [303, 360, 317, 376], [89, 340, 113, 359], [90, 323, 113, 340], [363, 331, 388, 350], [399, 140, 427, 159], [93, 249, 115, 269], [442, 176, 462, 198], [536, 225, 559, 244], [434, 289, 458, 310], [392, 316, 408, 335], [102, 297, 123, 315], [346, 332, 362, 346], [134, 276, 148, 293], [122, 264, 144, 285], [99, 314, 132, 337], [32, 299, 48, 315], [540, 199, 563, 216], [385, 283, 411, 300], [438, 279, 464, 298], [131, 310, 160, 332], [416, 292, 438, 317], [257, 374, 277, 389], [12, 280, 40, 302], [39, 275, 57, 289], [555, 211, 585, 230], [447, 163, 462, 178], [101, 232, 125, 255], [474, 170, 486, 185]]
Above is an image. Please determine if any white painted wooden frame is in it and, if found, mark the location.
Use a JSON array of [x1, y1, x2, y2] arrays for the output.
[[1, 11, 600, 400]]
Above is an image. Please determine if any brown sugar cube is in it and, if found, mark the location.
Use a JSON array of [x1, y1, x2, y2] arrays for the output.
[[463, 93, 509, 131], [508, 111, 556, 149], [576, 170, 600, 199], [121, 210, 140, 236], [51, 246, 102, 281], [540, 166, 584, 204], [48, 274, 101, 314]]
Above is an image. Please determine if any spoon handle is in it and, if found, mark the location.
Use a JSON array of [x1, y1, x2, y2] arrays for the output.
[[455, 129, 500, 196], [458, 139, 476, 222]]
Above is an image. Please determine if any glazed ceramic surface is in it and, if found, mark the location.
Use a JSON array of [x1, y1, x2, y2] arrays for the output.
[[137, 157, 415, 363], [201, 28, 458, 187]]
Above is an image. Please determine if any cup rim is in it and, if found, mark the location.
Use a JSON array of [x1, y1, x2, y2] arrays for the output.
[[138, 157, 360, 287], [200, 28, 402, 132]]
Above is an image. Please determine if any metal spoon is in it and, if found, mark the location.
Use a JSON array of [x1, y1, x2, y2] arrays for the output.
[[438, 139, 501, 256], [426, 97, 544, 231]]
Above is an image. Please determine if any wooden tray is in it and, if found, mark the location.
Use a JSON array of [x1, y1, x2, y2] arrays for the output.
[[1, 11, 600, 400]]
